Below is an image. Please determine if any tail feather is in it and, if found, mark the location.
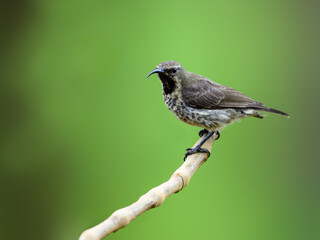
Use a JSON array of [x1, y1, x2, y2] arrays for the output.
[[254, 106, 290, 118]]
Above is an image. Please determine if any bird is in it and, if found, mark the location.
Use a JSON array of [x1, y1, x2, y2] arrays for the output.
[[146, 61, 289, 160]]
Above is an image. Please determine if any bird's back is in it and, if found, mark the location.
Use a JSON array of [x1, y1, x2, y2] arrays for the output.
[[181, 72, 289, 117]]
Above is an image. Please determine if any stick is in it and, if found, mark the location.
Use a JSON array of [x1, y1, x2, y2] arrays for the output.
[[79, 133, 218, 240]]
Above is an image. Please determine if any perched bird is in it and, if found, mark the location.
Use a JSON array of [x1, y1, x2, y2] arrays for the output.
[[146, 61, 289, 159]]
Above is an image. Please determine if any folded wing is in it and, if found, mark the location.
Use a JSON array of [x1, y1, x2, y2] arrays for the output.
[[181, 77, 289, 117], [181, 77, 261, 109]]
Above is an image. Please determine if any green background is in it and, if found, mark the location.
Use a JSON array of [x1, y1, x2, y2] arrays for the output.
[[1, 0, 319, 240]]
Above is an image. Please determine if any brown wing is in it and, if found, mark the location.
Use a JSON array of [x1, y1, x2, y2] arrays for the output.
[[181, 79, 225, 109], [181, 77, 263, 109], [215, 84, 264, 108]]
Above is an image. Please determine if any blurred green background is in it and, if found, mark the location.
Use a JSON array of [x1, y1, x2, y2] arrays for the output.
[[1, 0, 319, 240]]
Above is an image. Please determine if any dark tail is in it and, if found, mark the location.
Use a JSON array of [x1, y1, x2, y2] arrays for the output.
[[255, 106, 290, 118]]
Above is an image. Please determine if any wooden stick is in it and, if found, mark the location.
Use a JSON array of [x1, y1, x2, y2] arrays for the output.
[[79, 133, 218, 240]]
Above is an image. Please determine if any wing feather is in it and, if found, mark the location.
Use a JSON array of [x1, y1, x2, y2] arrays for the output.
[[181, 79, 224, 108], [181, 77, 263, 109]]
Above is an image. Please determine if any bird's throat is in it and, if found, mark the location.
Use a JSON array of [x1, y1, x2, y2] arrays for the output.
[[158, 73, 176, 95]]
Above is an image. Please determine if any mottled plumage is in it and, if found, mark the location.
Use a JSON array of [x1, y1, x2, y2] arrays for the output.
[[146, 61, 289, 159]]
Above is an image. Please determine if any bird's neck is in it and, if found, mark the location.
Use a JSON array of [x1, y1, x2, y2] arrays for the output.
[[158, 73, 178, 95]]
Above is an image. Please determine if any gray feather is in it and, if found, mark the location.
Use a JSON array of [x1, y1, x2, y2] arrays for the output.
[[181, 75, 289, 117]]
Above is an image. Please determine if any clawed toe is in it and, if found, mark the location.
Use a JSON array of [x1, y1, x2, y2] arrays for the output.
[[198, 129, 209, 137], [184, 147, 211, 161], [184, 130, 216, 161], [215, 131, 220, 140]]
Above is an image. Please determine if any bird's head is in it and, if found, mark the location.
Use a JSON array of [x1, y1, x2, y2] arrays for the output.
[[146, 61, 185, 94], [146, 61, 183, 80]]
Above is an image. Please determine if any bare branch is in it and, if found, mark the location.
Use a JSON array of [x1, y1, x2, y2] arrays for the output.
[[79, 133, 218, 240]]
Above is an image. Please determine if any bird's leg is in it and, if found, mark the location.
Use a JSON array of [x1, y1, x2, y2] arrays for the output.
[[184, 131, 216, 160], [198, 129, 209, 137], [199, 129, 220, 140]]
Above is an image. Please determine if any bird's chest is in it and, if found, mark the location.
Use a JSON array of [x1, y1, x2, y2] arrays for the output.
[[163, 93, 197, 124], [163, 93, 182, 114]]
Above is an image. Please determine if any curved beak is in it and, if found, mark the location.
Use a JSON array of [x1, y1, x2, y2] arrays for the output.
[[146, 68, 164, 80]]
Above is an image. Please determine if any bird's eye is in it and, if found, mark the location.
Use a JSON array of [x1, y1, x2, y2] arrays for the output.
[[171, 68, 177, 74]]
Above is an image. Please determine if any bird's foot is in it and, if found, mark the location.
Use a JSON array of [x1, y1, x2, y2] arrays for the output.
[[198, 129, 209, 137], [184, 147, 210, 161], [215, 130, 220, 140]]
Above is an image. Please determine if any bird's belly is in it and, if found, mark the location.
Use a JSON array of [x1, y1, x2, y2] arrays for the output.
[[165, 96, 239, 130], [176, 107, 239, 130]]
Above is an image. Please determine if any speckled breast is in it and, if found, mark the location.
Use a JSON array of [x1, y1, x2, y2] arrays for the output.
[[163, 93, 234, 130]]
